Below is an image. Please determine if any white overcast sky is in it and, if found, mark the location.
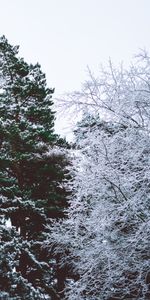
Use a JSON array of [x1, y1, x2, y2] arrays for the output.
[[1, 0, 150, 136]]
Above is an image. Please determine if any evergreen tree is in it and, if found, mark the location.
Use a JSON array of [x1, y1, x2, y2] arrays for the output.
[[0, 36, 69, 299]]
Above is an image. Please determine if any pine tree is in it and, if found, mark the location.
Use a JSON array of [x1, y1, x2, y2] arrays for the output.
[[0, 36, 69, 299]]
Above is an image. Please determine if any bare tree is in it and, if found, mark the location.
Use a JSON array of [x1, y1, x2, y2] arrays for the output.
[[48, 52, 150, 299], [54, 51, 150, 131]]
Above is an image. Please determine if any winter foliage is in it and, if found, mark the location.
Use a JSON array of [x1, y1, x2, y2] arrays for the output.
[[0, 36, 150, 299], [48, 53, 150, 299]]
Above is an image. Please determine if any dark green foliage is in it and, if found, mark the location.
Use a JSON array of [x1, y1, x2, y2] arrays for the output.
[[0, 36, 69, 299]]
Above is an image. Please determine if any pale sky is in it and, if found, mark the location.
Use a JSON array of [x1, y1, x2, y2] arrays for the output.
[[1, 0, 150, 136]]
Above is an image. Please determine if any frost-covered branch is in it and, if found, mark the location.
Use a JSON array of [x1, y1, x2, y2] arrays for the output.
[[48, 53, 150, 299]]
